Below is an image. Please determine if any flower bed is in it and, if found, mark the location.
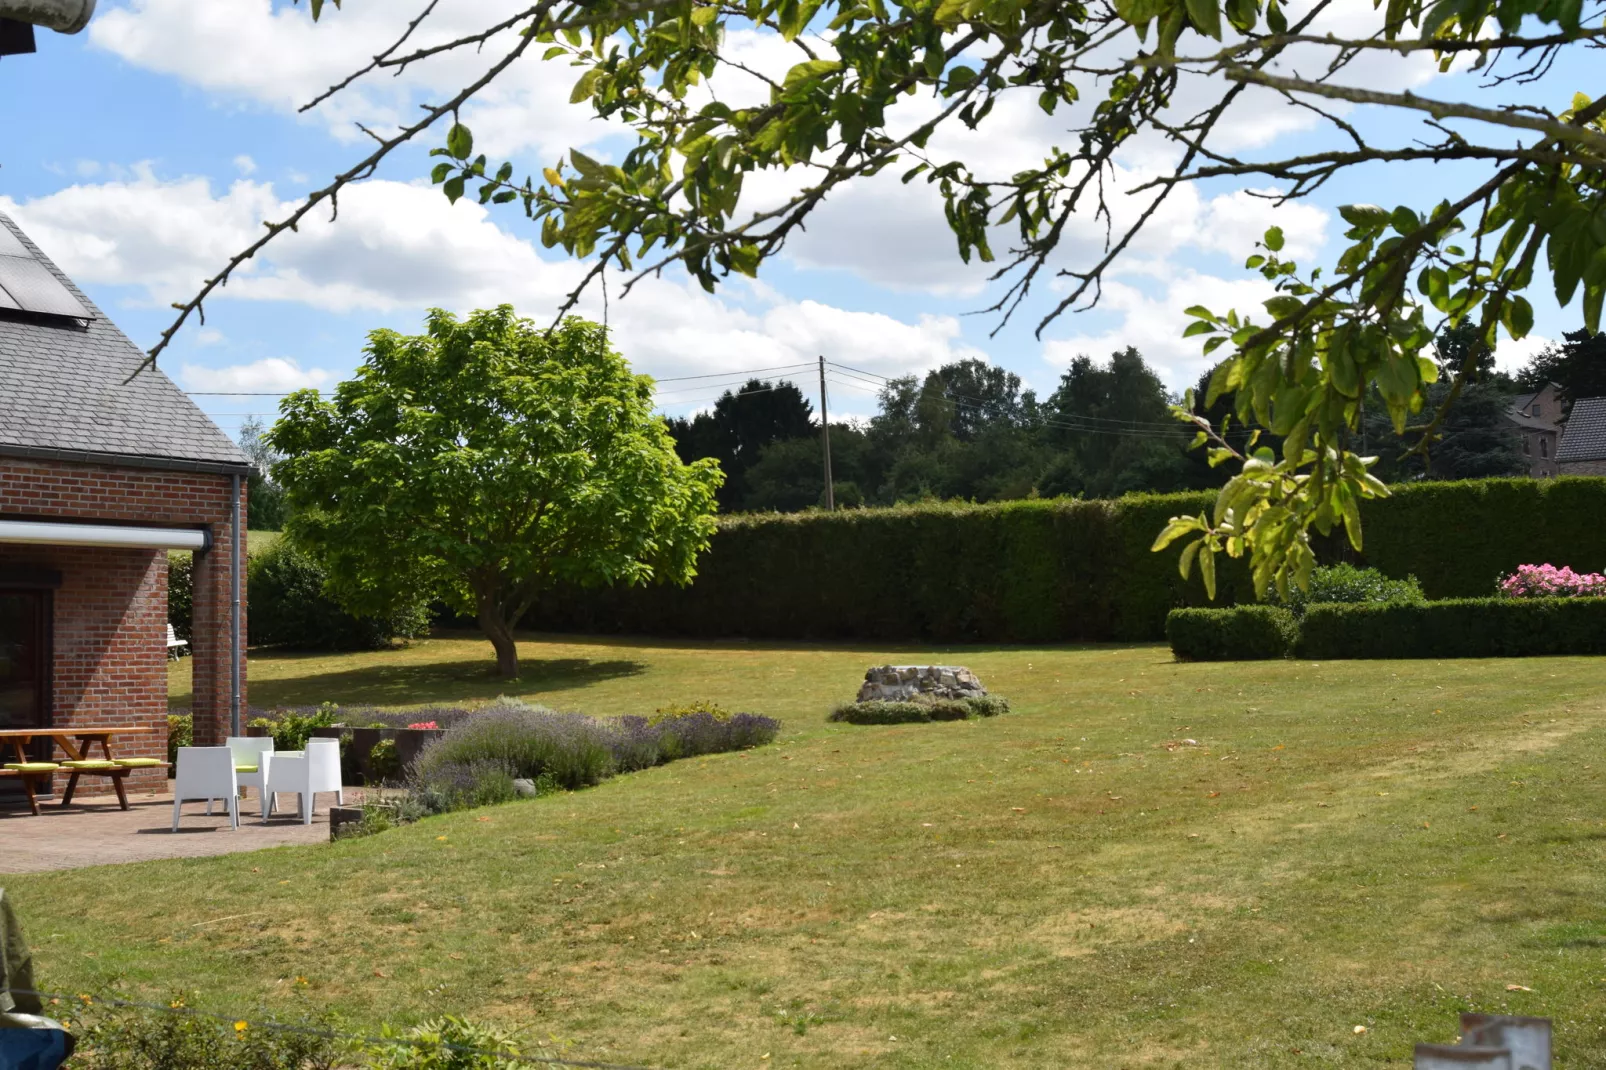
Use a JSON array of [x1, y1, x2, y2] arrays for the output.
[[324, 699, 781, 835]]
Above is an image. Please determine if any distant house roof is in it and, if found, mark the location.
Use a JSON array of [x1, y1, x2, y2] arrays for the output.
[[1505, 409, 1556, 433], [0, 213, 249, 474], [1557, 397, 1606, 463]]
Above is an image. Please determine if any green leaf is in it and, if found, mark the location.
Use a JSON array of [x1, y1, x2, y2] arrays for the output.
[[1183, 304, 1217, 322], [1504, 295, 1534, 339], [1183, 0, 1222, 38], [1199, 541, 1217, 599], [1339, 204, 1390, 230], [570, 69, 602, 104], [1390, 205, 1422, 234], [446, 123, 473, 160], [442, 176, 465, 204], [1263, 226, 1284, 252]]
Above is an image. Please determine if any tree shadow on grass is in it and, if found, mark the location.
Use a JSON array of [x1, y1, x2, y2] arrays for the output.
[[245, 655, 647, 710]]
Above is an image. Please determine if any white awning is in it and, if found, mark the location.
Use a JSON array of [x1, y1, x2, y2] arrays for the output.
[[0, 519, 209, 551]]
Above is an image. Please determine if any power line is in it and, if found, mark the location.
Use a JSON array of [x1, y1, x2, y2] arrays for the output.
[[650, 361, 814, 384]]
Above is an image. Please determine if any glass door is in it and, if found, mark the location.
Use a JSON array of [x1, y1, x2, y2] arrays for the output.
[[0, 591, 48, 804]]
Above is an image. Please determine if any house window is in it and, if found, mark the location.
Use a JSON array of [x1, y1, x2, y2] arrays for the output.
[[1533, 402, 1542, 416], [1541, 438, 1549, 458], [1524, 437, 1531, 455]]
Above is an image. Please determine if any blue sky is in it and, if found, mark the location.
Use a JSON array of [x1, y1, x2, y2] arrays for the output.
[[0, 0, 1582, 442]]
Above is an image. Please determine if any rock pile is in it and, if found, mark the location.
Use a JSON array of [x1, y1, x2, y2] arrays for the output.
[[855, 665, 987, 703]]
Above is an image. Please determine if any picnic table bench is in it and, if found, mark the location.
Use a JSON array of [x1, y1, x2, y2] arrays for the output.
[[0, 727, 162, 815]]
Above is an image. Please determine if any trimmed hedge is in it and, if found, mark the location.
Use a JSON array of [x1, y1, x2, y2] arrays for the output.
[[1297, 597, 1606, 659], [1167, 596, 1606, 660], [1358, 477, 1606, 598], [828, 695, 1011, 723], [522, 478, 1606, 644], [528, 494, 1255, 642], [1166, 605, 1297, 661]]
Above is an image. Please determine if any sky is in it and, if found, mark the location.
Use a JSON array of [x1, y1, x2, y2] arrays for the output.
[[0, 0, 1584, 441]]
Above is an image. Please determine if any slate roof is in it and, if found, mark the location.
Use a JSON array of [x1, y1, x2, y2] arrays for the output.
[[1557, 397, 1606, 463], [0, 213, 248, 472]]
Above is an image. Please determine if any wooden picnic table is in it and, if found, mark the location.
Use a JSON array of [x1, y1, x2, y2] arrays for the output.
[[0, 727, 153, 814]]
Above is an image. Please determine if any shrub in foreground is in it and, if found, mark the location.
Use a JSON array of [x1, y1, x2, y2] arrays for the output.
[[828, 695, 1010, 724], [73, 999, 528, 1069], [1166, 605, 1297, 661], [1297, 597, 1606, 659]]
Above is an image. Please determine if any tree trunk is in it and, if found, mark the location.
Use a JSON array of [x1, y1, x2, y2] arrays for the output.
[[476, 597, 520, 679]]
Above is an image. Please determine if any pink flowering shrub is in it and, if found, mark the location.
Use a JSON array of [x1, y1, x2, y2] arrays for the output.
[[406, 720, 440, 730], [1498, 563, 1606, 599]]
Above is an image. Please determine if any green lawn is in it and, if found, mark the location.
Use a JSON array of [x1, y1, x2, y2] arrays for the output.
[[22, 634, 1606, 1067]]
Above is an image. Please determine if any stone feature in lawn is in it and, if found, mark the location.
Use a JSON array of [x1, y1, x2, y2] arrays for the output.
[[856, 665, 987, 703]]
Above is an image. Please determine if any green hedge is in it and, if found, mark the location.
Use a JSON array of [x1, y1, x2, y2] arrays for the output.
[[1166, 606, 1297, 661], [1297, 598, 1606, 659], [522, 477, 1606, 643], [249, 540, 431, 650], [527, 494, 1253, 642]]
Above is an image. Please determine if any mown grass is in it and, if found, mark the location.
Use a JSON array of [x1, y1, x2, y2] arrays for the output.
[[23, 635, 1606, 1067]]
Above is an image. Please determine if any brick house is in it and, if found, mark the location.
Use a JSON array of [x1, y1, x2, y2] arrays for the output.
[[1505, 382, 1565, 478], [0, 212, 249, 804], [1557, 396, 1606, 475]]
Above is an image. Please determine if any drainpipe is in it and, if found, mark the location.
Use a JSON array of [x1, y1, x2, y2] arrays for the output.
[[230, 472, 242, 737]]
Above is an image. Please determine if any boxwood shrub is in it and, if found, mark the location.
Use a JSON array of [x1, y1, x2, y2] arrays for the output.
[[1166, 605, 1297, 661], [1296, 597, 1606, 659], [828, 695, 1011, 723]]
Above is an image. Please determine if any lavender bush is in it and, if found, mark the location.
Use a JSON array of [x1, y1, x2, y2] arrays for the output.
[[406, 699, 781, 811]]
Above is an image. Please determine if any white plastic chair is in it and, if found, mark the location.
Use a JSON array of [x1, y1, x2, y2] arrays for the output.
[[226, 736, 274, 819], [266, 738, 343, 824], [171, 747, 239, 831]]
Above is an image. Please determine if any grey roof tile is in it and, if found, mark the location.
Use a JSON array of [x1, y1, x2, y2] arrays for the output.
[[0, 212, 248, 468], [1557, 396, 1606, 462]]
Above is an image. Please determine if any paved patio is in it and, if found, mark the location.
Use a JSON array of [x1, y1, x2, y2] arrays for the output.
[[0, 788, 357, 873]]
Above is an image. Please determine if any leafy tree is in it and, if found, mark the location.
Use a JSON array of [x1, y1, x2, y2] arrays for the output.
[[1434, 320, 1507, 387], [238, 417, 288, 531], [269, 308, 722, 678], [1519, 328, 1606, 402], [151, 0, 1606, 597], [1045, 348, 1183, 497], [667, 378, 814, 509], [1362, 382, 1527, 481]]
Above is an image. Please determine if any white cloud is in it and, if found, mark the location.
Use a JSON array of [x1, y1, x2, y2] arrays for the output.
[[90, 0, 615, 162], [1, 172, 976, 409], [233, 154, 257, 176], [180, 357, 336, 393], [193, 327, 225, 345], [1493, 333, 1553, 375], [1041, 272, 1281, 391]]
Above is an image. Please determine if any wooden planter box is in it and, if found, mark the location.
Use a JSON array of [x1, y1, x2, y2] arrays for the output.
[[395, 727, 446, 773]]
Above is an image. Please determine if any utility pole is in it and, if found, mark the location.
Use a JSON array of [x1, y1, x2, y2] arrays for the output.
[[818, 354, 834, 511]]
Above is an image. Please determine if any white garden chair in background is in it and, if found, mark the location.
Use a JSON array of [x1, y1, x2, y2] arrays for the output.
[[266, 738, 343, 825], [226, 736, 274, 819], [171, 747, 239, 831]]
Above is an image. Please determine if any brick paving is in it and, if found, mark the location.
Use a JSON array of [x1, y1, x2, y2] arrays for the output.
[[0, 787, 354, 873]]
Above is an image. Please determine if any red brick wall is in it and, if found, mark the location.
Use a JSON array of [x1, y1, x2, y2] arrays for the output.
[[0, 457, 247, 796]]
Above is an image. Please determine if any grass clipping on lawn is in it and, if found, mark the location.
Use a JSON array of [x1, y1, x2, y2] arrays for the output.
[[828, 694, 1010, 723]]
